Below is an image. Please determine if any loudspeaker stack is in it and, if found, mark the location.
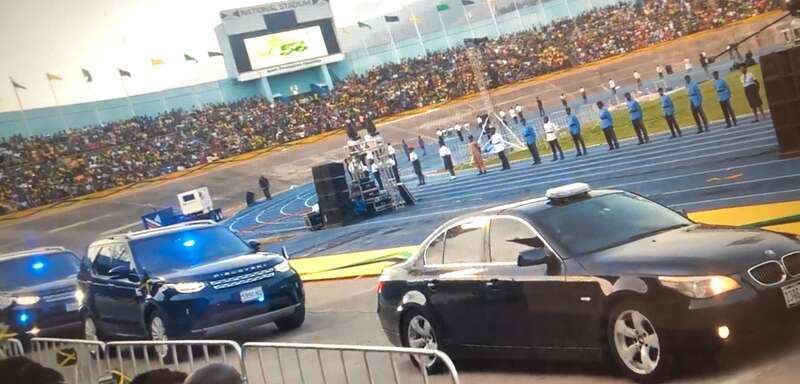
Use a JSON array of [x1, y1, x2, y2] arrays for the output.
[[760, 45, 800, 154], [312, 162, 355, 227]]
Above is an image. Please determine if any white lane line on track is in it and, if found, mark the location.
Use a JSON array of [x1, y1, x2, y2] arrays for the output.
[[99, 221, 141, 236], [47, 214, 113, 234], [413, 143, 777, 204], [674, 188, 800, 208], [413, 125, 775, 197], [654, 174, 800, 196]]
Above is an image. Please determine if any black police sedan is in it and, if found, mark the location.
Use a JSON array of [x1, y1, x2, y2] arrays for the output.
[[0, 247, 82, 342], [377, 183, 800, 382], [77, 221, 305, 356]]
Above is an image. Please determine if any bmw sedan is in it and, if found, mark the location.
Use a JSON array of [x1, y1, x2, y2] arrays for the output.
[[0, 247, 82, 343], [77, 221, 305, 358], [377, 183, 800, 383]]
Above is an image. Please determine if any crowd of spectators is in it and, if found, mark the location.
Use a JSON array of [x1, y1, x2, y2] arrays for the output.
[[0, 0, 778, 213]]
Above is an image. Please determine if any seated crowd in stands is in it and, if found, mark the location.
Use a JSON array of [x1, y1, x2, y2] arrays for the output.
[[0, 0, 778, 213]]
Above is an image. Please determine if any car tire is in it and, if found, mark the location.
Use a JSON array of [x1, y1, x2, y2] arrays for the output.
[[607, 301, 672, 383], [81, 314, 106, 358], [275, 304, 305, 331], [147, 312, 178, 363], [400, 309, 445, 375]]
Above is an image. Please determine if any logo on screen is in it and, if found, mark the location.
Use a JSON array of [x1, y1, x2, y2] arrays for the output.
[[259, 36, 309, 58]]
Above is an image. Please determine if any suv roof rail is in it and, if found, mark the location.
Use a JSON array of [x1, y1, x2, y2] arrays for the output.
[[1, 246, 70, 259], [100, 220, 219, 242]]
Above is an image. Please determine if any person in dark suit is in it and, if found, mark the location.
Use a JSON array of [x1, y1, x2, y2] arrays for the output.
[[625, 92, 649, 144], [713, 71, 737, 128], [686, 75, 710, 133], [258, 175, 271, 200], [658, 88, 682, 138]]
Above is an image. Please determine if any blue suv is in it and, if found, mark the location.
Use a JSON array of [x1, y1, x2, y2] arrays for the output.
[[0, 247, 82, 343], [76, 221, 305, 352]]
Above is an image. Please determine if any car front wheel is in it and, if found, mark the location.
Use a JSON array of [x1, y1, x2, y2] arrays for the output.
[[608, 302, 672, 383], [275, 304, 305, 331], [401, 310, 444, 375], [147, 312, 172, 361]]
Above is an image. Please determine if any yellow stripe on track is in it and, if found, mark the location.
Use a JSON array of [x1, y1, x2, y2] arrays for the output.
[[688, 201, 800, 228]]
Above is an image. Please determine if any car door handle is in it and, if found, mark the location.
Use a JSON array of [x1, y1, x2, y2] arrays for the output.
[[427, 281, 437, 291], [485, 279, 501, 289]]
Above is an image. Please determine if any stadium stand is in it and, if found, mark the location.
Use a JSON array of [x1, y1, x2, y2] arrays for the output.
[[0, 0, 779, 213]]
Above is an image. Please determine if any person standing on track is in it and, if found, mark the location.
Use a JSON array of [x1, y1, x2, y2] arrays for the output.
[[740, 66, 766, 123], [521, 118, 541, 165], [560, 93, 568, 108], [625, 92, 649, 144], [633, 70, 642, 91], [656, 64, 664, 80], [536, 96, 545, 117], [258, 175, 271, 200], [566, 108, 587, 157], [658, 88, 682, 138], [417, 135, 427, 156], [438, 139, 456, 180], [468, 135, 487, 175], [580, 87, 587, 104], [408, 147, 425, 186], [713, 71, 737, 128], [491, 128, 511, 170], [401, 139, 410, 161], [608, 79, 617, 99], [515, 103, 524, 120], [597, 101, 619, 150], [685, 75, 710, 133], [543, 116, 565, 161], [369, 159, 383, 190]]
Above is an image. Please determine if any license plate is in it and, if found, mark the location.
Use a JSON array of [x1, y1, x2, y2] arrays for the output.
[[240, 287, 264, 303], [65, 302, 80, 312], [782, 281, 800, 308]]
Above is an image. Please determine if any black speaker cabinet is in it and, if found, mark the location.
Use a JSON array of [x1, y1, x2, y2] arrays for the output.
[[761, 45, 800, 154]]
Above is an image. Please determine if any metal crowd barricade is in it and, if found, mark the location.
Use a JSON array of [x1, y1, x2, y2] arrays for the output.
[[105, 340, 244, 382], [0, 338, 24, 358], [242, 342, 460, 384], [30, 337, 107, 384]]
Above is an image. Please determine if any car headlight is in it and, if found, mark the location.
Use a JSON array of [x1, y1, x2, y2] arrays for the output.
[[165, 282, 206, 294], [0, 296, 13, 309], [274, 260, 291, 273], [658, 276, 741, 299], [14, 296, 41, 306], [75, 289, 85, 304]]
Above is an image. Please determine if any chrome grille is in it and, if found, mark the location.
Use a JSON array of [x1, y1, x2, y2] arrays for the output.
[[748, 261, 786, 286], [43, 290, 75, 303], [209, 268, 275, 290], [782, 252, 800, 276]]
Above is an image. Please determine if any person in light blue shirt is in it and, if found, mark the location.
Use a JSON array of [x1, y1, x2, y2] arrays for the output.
[[685, 75, 710, 133], [658, 88, 682, 138], [713, 70, 737, 128], [566, 108, 587, 156], [520, 118, 541, 165], [597, 101, 619, 150], [625, 92, 650, 144]]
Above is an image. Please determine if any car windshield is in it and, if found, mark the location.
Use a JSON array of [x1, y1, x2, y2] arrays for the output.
[[131, 227, 253, 275], [0, 252, 80, 291], [530, 193, 691, 256]]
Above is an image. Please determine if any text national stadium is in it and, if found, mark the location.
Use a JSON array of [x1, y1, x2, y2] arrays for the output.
[[2, 0, 800, 383]]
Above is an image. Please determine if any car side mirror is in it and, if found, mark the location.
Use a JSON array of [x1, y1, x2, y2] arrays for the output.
[[248, 240, 261, 252], [108, 264, 137, 281], [517, 248, 549, 267]]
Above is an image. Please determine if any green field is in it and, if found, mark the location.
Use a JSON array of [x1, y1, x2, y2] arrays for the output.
[[457, 65, 767, 170]]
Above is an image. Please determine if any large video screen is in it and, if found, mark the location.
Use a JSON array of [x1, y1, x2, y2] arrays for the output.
[[244, 25, 329, 71]]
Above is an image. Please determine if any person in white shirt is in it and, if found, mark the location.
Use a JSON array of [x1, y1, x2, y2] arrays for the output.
[[387, 157, 400, 183], [386, 143, 400, 181], [369, 160, 383, 190], [580, 87, 587, 104], [684, 57, 692, 73], [490, 129, 511, 170], [409, 148, 425, 186], [454, 124, 464, 142], [608, 79, 617, 97], [740, 66, 766, 122], [438, 141, 456, 180], [656, 64, 664, 79], [499, 110, 507, 125], [560, 93, 568, 108], [633, 70, 642, 91], [543, 116, 564, 161], [508, 107, 518, 125], [515, 104, 524, 119]]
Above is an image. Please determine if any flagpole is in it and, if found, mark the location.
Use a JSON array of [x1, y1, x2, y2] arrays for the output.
[[216, 80, 225, 104], [383, 18, 401, 62], [10, 78, 30, 136], [461, 3, 476, 38], [436, 9, 452, 49], [358, 33, 373, 72], [85, 81, 102, 125], [47, 78, 68, 130], [537, 0, 546, 26], [411, 14, 427, 56], [119, 74, 136, 117], [487, 0, 500, 37], [564, 0, 573, 20]]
